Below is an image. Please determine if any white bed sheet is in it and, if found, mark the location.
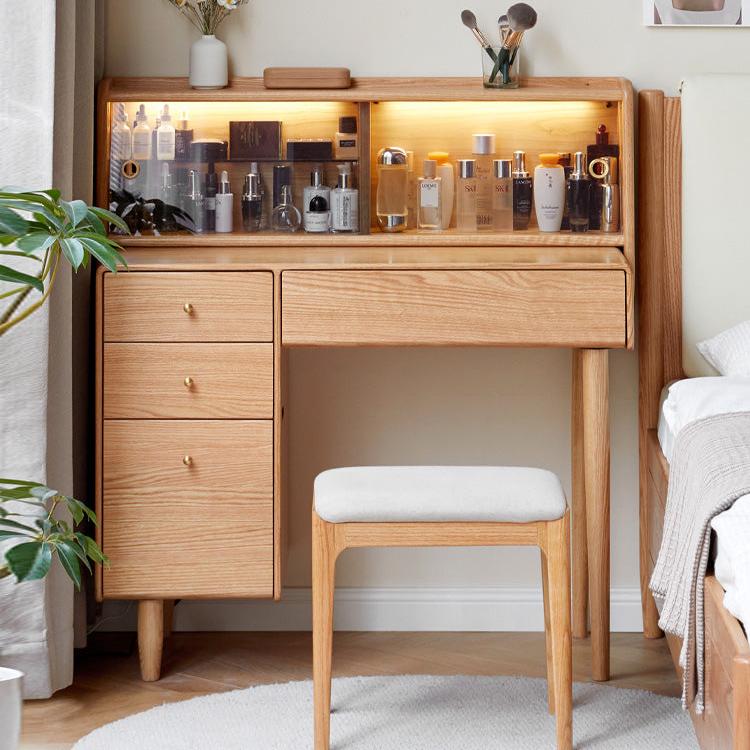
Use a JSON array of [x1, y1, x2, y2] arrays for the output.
[[657, 377, 750, 632]]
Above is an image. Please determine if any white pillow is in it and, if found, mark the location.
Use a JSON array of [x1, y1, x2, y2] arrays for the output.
[[697, 320, 750, 377]]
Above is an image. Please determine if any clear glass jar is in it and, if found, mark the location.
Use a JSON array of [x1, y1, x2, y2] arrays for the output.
[[482, 46, 520, 90], [271, 185, 301, 232]]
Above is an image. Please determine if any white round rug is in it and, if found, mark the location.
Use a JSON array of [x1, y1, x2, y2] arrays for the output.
[[73, 675, 698, 749]]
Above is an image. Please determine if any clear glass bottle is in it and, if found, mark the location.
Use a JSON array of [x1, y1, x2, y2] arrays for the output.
[[456, 159, 478, 231], [303, 166, 331, 233], [112, 110, 132, 161], [473, 133, 495, 230], [417, 159, 442, 231], [512, 150, 533, 230], [376, 147, 408, 232], [156, 104, 176, 161], [331, 163, 359, 233], [131, 104, 152, 161], [567, 151, 592, 233], [492, 159, 513, 231], [271, 185, 301, 232]]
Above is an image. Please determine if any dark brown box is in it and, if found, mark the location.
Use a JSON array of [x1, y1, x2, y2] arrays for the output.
[[229, 121, 282, 160], [286, 139, 334, 161]]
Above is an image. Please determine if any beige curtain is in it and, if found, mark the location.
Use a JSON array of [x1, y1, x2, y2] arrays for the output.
[[0, 0, 97, 699]]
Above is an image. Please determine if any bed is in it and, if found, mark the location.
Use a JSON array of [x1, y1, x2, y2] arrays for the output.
[[639, 76, 750, 750]]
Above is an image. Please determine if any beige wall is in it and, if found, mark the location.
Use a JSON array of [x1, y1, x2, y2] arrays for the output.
[[100, 0, 750, 627]]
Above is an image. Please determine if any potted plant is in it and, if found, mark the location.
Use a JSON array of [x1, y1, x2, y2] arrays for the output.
[[0, 188, 128, 750]]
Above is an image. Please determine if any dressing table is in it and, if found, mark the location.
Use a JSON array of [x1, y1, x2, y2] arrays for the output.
[[94, 76, 634, 682]]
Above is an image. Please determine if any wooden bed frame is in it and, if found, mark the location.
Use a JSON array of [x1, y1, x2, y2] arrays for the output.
[[638, 90, 750, 750]]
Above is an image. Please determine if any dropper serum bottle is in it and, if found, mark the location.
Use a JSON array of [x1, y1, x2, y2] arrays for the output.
[[512, 150, 533, 230]]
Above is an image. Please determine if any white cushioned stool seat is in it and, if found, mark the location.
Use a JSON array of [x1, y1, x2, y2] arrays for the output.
[[314, 466, 567, 524]]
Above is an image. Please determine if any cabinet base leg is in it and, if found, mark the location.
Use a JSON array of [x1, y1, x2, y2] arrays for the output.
[[138, 600, 164, 682]]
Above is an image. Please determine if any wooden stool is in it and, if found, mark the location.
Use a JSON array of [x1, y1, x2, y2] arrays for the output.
[[312, 466, 572, 750]]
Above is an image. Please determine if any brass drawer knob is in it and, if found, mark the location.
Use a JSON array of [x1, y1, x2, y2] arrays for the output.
[[183, 303, 194, 314], [182, 455, 193, 467], [184, 376, 194, 389]]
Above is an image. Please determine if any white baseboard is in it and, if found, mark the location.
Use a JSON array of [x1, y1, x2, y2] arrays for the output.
[[97, 586, 644, 633]]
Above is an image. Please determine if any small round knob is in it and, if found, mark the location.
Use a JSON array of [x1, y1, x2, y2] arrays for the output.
[[182, 455, 193, 467], [183, 303, 194, 314], [184, 376, 194, 389]]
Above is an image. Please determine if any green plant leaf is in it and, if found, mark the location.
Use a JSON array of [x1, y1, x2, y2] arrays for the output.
[[0, 518, 39, 534], [64, 496, 97, 525], [5, 541, 52, 582], [84, 209, 105, 235], [59, 238, 85, 269], [42, 189, 61, 201], [64, 537, 92, 572], [56, 542, 82, 589], [0, 478, 43, 487], [76, 532, 107, 565], [88, 206, 130, 234], [0, 264, 43, 292], [77, 237, 124, 273], [30, 485, 58, 502], [0, 191, 57, 212], [16, 232, 56, 255], [0, 529, 35, 541], [0, 206, 30, 235], [61, 199, 88, 228]]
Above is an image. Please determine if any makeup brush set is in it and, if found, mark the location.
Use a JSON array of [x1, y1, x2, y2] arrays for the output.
[[461, 3, 537, 86]]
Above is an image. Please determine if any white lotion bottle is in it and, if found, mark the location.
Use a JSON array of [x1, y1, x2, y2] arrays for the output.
[[132, 104, 152, 161], [215, 170, 234, 233], [332, 163, 358, 233], [534, 153, 565, 232]]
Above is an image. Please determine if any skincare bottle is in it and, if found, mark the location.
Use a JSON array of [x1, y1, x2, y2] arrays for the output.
[[215, 170, 234, 233], [566, 151, 591, 233], [303, 166, 331, 233], [175, 111, 194, 161], [472, 134, 495, 230], [587, 124, 620, 163], [151, 117, 161, 161], [456, 159, 478, 232], [428, 151, 455, 230], [334, 116, 359, 160], [113, 110, 132, 161], [589, 156, 620, 233], [533, 153, 565, 232], [132, 104, 152, 161], [406, 151, 418, 229], [242, 172, 263, 232], [157, 105, 176, 161], [512, 150, 533, 231], [271, 184, 302, 232], [492, 159, 513, 231], [273, 164, 293, 209], [204, 168, 217, 232], [417, 159, 442, 231], [376, 146, 409, 232], [184, 169, 205, 233], [331, 162, 359, 233], [558, 152, 572, 230], [250, 162, 267, 229], [160, 162, 177, 205], [154, 163, 178, 231]]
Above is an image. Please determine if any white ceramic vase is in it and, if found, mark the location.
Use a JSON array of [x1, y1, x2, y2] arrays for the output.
[[189, 35, 228, 90], [0, 668, 23, 750]]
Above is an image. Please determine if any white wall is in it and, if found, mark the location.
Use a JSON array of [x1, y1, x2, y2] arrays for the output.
[[100, 0, 750, 631]]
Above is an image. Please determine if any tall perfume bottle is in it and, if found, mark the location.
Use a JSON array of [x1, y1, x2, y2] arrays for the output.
[[589, 156, 620, 233], [512, 150, 533, 231], [131, 104, 152, 161], [587, 126, 619, 230], [472, 134, 495, 230], [156, 105, 176, 161], [184, 169, 205, 233], [428, 151, 455, 230], [417, 159, 442, 231], [456, 159, 478, 231], [566, 152, 591, 233], [215, 170, 234, 233], [204, 168, 217, 232], [376, 146, 408, 232], [242, 172, 263, 232], [303, 166, 331, 233], [492, 159, 513, 231], [271, 185, 301, 232], [249, 162, 267, 229], [332, 163, 359, 233]]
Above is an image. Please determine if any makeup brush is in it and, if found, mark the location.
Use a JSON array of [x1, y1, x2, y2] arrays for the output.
[[461, 10, 498, 63], [506, 2, 537, 64], [498, 13, 510, 43]]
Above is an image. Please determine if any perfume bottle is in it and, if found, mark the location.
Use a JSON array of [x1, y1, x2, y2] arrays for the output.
[[131, 104, 151, 161], [175, 111, 194, 161], [492, 159, 513, 231], [215, 170, 234, 233], [331, 162, 359, 233], [249, 162, 267, 229], [376, 147, 408, 232], [184, 169, 205, 233], [558, 152, 572, 230], [242, 172, 263, 232], [587, 126, 619, 230], [156, 105, 176, 161], [303, 166, 331, 233], [334, 116, 358, 159], [204, 168, 217, 232], [456, 159, 478, 231], [589, 156, 620, 233], [512, 150, 533, 231], [472, 134, 495, 230], [271, 185, 301, 232], [566, 152, 592, 233], [406, 150, 418, 229], [428, 151, 455, 230], [272, 164, 293, 209], [417, 159, 442, 231]]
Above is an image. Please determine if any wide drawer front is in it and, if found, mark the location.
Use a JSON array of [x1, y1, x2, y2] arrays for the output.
[[103, 342, 273, 419], [282, 270, 626, 347], [102, 420, 273, 598], [103, 271, 273, 342]]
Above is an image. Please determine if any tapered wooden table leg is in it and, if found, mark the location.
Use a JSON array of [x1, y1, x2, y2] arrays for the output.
[[138, 600, 164, 682], [582, 349, 610, 682], [571, 349, 589, 639]]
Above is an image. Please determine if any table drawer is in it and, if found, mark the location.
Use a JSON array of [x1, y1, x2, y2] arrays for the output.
[[282, 269, 626, 347], [102, 420, 273, 599], [103, 342, 273, 419], [104, 271, 273, 342]]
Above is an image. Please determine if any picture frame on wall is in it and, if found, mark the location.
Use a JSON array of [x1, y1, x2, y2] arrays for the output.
[[643, 0, 747, 25]]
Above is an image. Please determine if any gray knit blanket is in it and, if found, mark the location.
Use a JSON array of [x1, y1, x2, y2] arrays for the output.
[[650, 411, 750, 713]]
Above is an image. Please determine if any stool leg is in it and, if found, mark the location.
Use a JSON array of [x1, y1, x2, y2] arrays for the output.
[[313, 512, 337, 750], [541, 550, 555, 715], [547, 514, 573, 750]]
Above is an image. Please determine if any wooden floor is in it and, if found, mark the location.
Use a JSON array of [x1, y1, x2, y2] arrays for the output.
[[21, 631, 679, 749]]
